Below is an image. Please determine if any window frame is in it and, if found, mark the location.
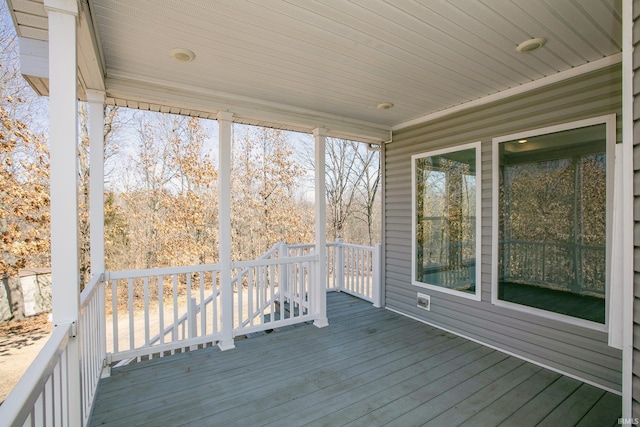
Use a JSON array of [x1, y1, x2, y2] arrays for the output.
[[411, 141, 482, 301], [491, 115, 616, 331]]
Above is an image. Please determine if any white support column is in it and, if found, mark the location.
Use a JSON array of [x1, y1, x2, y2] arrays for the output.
[[87, 90, 105, 278], [217, 111, 235, 351], [313, 128, 329, 328], [86, 89, 108, 377], [45, 0, 81, 425]]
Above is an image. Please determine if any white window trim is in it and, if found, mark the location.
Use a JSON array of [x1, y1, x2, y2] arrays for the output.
[[411, 141, 482, 301], [491, 114, 616, 332]]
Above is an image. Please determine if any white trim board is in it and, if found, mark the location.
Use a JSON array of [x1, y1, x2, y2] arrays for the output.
[[392, 53, 622, 133]]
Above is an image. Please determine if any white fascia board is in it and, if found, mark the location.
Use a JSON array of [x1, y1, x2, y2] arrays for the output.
[[392, 53, 623, 133], [18, 1, 105, 96], [77, 0, 105, 92], [19, 37, 49, 80], [105, 75, 391, 143]]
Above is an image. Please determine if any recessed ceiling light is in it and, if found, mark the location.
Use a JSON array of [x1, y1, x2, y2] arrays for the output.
[[170, 48, 196, 62], [516, 37, 546, 53], [377, 102, 394, 110], [518, 139, 527, 144]]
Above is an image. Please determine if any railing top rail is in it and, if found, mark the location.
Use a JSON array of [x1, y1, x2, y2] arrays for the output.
[[286, 243, 316, 249], [80, 273, 103, 308], [106, 263, 221, 280], [339, 242, 376, 251], [257, 244, 281, 259], [0, 323, 71, 427], [232, 254, 318, 269]]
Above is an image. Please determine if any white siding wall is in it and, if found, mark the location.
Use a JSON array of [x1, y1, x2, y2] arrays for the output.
[[385, 65, 623, 391]]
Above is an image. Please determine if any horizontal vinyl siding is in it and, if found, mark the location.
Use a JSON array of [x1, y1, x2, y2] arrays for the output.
[[633, 0, 640, 416], [385, 65, 622, 391]]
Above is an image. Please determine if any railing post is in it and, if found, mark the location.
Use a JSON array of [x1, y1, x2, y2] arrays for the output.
[[188, 297, 197, 339], [373, 243, 382, 308], [313, 128, 328, 328], [278, 242, 288, 303], [217, 111, 235, 351], [336, 238, 344, 292], [188, 297, 198, 351], [87, 90, 108, 380]]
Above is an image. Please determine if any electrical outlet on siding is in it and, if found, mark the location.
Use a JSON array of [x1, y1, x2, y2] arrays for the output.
[[417, 293, 431, 311]]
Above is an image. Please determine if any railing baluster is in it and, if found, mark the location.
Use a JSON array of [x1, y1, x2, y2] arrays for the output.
[[299, 262, 304, 316], [111, 280, 118, 354], [213, 272, 218, 335], [128, 278, 134, 351], [159, 275, 164, 345], [248, 269, 254, 326], [200, 273, 206, 337], [358, 249, 363, 297], [186, 273, 192, 339], [270, 264, 276, 323], [144, 276, 150, 347], [172, 275, 178, 344], [238, 268, 244, 327]]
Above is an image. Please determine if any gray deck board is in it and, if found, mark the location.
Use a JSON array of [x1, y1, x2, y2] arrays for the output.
[[89, 292, 622, 427]]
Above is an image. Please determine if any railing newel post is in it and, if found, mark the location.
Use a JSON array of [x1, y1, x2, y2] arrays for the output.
[[373, 243, 382, 308], [278, 242, 289, 303], [188, 297, 198, 350], [336, 238, 344, 292]]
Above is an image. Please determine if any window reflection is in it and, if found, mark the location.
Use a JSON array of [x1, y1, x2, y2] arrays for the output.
[[414, 147, 477, 295]]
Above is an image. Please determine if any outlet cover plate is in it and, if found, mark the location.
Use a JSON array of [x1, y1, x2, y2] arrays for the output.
[[417, 292, 431, 311]]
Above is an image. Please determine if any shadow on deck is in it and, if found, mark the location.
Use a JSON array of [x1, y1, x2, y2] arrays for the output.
[[89, 292, 621, 426]]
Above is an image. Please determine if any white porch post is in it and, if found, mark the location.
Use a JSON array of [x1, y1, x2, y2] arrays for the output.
[[313, 128, 329, 328], [87, 89, 107, 377], [217, 111, 235, 351], [87, 90, 105, 279], [45, 0, 81, 424]]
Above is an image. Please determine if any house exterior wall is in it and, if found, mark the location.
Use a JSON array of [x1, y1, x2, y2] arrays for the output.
[[632, 0, 640, 415], [385, 65, 623, 391]]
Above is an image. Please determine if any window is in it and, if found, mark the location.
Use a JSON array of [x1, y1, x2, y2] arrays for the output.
[[412, 142, 481, 300], [492, 116, 614, 326]]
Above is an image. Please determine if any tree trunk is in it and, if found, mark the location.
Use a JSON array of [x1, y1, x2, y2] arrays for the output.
[[2, 274, 25, 321]]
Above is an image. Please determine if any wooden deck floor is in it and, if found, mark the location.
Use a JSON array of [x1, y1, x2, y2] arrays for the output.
[[89, 292, 621, 427]]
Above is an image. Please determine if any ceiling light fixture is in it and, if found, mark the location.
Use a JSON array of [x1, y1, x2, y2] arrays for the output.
[[377, 102, 394, 110], [170, 48, 196, 62], [516, 37, 546, 53], [518, 139, 527, 144]]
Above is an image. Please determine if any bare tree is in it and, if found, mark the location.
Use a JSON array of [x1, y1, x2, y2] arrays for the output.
[[353, 145, 381, 246], [231, 126, 312, 259], [304, 138, 380, 243], [116, 113, 219, 269], [0, 101, 49, 320], [77, 103, 121, 287], [0, 1, 50, 320]]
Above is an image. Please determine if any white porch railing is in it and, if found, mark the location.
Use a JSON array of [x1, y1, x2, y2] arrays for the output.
[[232, 245, 317, 336], [0, 323, 73, 427], [0, 274, 105, 427], [104, 264, 223, 363], [289, 239, 381, 306], [79, 275, 106, 426], [0, 240, 381, 426]]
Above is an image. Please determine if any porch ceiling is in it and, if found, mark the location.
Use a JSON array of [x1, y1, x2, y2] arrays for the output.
[[8, 0, 622, 143]]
